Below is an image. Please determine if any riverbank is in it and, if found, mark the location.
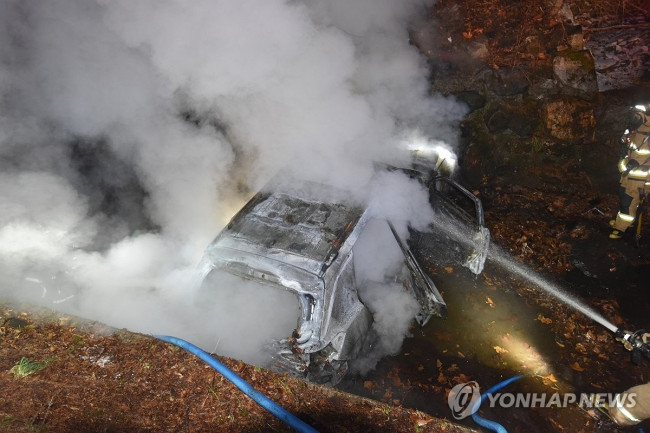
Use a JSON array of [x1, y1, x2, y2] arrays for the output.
[[0, 302, 477, 433]]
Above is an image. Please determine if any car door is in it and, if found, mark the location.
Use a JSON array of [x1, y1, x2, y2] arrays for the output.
[[412, 175, 491, 275]]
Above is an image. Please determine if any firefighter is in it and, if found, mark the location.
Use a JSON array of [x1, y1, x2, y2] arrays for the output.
[[609, 382, 650, 426], [610, 104, 650, 239]]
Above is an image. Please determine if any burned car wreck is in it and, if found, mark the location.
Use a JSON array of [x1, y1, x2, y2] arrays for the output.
[[196, 168, 489, 385]]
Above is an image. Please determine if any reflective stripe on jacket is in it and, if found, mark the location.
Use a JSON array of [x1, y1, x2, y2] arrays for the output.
[[619, 120, 650, 180]]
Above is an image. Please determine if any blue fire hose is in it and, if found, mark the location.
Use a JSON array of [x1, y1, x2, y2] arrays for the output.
[[156, 335, 319, 433], [471, 375, 524, 433]]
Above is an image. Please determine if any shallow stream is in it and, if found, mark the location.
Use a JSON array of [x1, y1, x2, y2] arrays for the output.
[[338, 258, 629, 432]]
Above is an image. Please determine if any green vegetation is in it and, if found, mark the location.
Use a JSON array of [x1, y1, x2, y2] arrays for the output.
[[207, 385, 219, 399], [67, 333, 86, 353], [9, 357, 55, 378], [531, 137, 544, 153], [1, 415, 44, 433]]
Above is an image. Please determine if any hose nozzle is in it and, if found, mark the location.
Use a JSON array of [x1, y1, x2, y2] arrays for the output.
[[615, 328, 650, 364]]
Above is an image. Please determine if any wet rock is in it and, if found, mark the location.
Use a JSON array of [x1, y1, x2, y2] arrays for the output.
[[484, 104, 538, 137], [509, 112, 538, 137], [528, 77, 561, 100], [586, 26, 650, 92], [567, 25, 584, 51], [556, 2, 574, 25], [453, 91, 486, 113], [486, 109, 509, 133], [595, 104, 636, 139], [542, 98, 596, 140], [481, 68, 530, 96], [552, 51, 598, 94]]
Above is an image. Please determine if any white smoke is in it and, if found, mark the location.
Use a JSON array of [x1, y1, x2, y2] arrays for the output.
[[347, 172, 435, 373], [0, 0, 466, 370]]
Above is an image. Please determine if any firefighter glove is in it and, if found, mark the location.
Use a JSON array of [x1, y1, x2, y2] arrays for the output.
[[616, 331, 634, 351]]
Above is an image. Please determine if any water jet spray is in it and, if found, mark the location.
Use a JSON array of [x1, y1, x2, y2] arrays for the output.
[[487, 245, 650, 364]]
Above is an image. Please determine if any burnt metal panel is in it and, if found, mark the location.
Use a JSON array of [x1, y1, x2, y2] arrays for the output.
[[216, 188, 364, 276]]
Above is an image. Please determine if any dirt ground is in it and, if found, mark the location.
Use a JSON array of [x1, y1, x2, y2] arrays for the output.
[[0, 304, 480, 433]]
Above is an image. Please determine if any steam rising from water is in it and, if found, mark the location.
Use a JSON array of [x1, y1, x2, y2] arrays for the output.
[[0, 0, 467, 365]]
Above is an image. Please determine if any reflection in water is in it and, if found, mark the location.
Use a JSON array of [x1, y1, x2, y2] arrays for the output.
[[425, 268, 555, 377], [339, 264, 583, 431]]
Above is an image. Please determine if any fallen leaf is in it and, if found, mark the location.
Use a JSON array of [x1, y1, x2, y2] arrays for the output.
[[389, 369, 403, 387], [571, 362, 585, 371], [452, 374, 471, 384], [548, 417, 564, 429], [543, 373, 557, 383]]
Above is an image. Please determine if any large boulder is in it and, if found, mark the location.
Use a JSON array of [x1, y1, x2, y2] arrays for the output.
[[481, 67, 530, 97], [553, 50, 598, 94], [542, 98, 596, 141]]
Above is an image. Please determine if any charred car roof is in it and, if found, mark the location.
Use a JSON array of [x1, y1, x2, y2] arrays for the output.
[[210, 181, 366, 277]]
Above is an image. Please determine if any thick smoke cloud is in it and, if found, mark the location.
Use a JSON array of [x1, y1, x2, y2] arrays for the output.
[[0, 0, 465, 368]]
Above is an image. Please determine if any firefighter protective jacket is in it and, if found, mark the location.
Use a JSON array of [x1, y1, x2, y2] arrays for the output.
[[619, 113, 650, 182]]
